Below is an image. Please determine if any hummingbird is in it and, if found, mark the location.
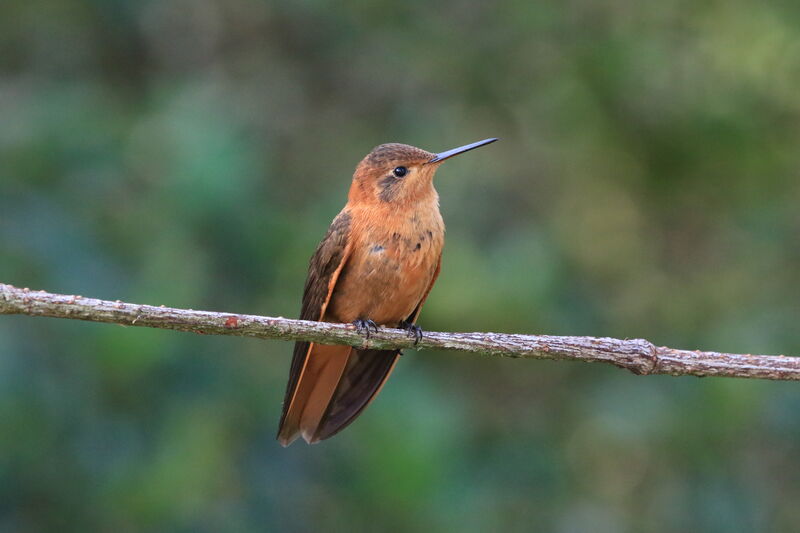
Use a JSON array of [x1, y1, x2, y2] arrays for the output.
[[277, 137, 498, 446]]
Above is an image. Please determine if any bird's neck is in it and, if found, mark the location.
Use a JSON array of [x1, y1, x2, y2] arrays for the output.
[[349, 185, 439, 215], [346, 186, 442, 239]]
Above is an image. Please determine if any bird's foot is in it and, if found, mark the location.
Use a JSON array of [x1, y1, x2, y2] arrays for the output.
[[398, 321, 423, 345], [352, 318, 379, 339]]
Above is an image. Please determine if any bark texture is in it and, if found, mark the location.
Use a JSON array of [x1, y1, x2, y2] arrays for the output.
[[1, 283, 798, 381]]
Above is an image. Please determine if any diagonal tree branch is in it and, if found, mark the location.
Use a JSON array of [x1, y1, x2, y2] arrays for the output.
[[1, 282, 798, 381]]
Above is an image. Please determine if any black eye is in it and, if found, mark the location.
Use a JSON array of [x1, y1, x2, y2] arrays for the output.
[[392, 166, 408, 178]]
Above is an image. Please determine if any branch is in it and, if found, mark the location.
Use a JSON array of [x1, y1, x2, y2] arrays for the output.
[[1, 283, 798, 381]]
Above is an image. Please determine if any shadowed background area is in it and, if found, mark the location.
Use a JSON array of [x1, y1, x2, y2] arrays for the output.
[[2, 1, 800, 531]]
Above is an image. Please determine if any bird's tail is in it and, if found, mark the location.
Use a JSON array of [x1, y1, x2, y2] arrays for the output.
[[277, 342, 399, 446]]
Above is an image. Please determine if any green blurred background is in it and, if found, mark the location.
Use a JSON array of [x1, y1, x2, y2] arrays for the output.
[[2, 1, 800, 531]]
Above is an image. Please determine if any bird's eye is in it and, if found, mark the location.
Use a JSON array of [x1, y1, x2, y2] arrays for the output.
[[392, 166, 408, 178]]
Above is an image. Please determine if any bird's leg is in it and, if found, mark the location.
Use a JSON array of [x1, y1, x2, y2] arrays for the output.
[[352, 318, 379, 339], [398, 321, 423, 345]]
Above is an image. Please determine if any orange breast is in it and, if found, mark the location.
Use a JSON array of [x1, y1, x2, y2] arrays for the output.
[[325, 202, 444, 326]]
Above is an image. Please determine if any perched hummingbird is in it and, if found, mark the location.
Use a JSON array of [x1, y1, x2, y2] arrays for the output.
[[277, 138, 498, 446]]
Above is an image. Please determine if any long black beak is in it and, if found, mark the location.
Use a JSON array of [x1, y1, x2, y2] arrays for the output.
[[428, 137, 499, 163]]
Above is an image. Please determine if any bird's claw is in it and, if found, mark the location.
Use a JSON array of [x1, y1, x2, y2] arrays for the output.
[[353, 318, 379, 339], [399, 321, 423, 345]]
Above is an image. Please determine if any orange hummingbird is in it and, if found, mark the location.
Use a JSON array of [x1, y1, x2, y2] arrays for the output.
[[277, 138, 498, 446]]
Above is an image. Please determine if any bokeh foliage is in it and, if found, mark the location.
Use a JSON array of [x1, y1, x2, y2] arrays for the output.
[[2, 1, 800, 531]]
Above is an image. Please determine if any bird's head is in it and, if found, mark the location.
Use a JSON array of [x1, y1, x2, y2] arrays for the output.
[[349, 138, 498, 206]]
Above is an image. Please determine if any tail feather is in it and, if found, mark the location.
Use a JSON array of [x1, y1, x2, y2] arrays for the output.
[[277, 343, 350, 446], [312, 349, 399, 443], [277, 342, 399, 446]]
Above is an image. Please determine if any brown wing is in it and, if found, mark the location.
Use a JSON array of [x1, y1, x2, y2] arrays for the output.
[[311, 254, 442, 442], [277, 211, 353, 444]]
